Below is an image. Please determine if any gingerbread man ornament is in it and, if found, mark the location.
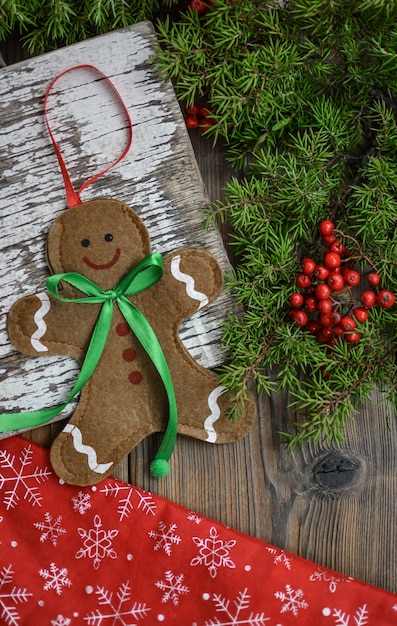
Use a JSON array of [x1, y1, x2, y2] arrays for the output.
[[7, 197, 256, 485], [3, 67, 256, 485]]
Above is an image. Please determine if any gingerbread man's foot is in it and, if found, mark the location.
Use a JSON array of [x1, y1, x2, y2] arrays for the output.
[[50, 425, 117, 486], [178, 384, 257, 445]]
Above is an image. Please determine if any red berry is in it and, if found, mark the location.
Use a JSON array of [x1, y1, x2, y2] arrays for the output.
[[345, 332, 361, 343], [319, 313, 333, 326], [296, 273, 312, 289], [301, 257, 316, 275], [326, 272, 345, 291], [317, 298, 333, 313], [324, 252, 341, 270], [318, 220, 335, 236], [320, 325, 334, 338], [330, 311, 341, 324], [367, 272, 381, 286], [340, 316, 356, 332], [305, 297, 318, 313], [314, 265, 330, 281], [186, 115, 199, 129], [189, 0, 207, 14], [334, 324, 344, 336], [322, 232, 337, 244], [307, 320, 321, 335], [376, 289, 395, 308], [293, 310, 308, 327], [329, 241, 345, 255], [289, 292, 304, 308], [344, 269, 360, 287], [185, 104, 199, 115], [316, 330, 331, 343], [352, 307, 369, 322], [361, 290, 376, 307], [198, 105, 212, 118], [315, 283, 331, 300], [199, 119, 215, 132]]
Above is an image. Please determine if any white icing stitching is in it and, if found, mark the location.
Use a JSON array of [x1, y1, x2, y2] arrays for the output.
[[170, 255, 209, 310], [203, 386, 227, 443], [31, 292, 51, 352], [63, 424, 113, 474]]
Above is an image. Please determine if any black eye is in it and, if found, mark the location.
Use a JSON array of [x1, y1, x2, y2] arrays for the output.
[[81, 239, 90, 248], [104, 233, 113, 242]]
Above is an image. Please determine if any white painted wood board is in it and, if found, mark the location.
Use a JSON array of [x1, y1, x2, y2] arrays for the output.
[[0, 22, 234, 437]]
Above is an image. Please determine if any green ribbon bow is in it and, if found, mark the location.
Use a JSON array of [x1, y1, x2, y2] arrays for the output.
[[0, 252, 177, 478]]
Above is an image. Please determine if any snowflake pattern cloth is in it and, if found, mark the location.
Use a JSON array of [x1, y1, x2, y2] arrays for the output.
[[0, 436, 396, 625]]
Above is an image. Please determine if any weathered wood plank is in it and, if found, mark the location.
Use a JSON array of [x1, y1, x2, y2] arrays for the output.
[[0, 23, 234, 438]]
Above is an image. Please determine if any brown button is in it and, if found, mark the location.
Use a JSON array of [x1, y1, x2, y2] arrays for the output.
[[123, 348, 137, 362], [128, 371, 143, 385], [116, 322, 129, 336]]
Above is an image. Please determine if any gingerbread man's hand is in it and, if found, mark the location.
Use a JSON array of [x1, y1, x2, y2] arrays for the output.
[[155, 248, 224, 321], [7, 292, 98, 360]]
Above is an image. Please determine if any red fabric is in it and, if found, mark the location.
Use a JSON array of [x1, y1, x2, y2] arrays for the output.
[[0, 436, 396, 625]]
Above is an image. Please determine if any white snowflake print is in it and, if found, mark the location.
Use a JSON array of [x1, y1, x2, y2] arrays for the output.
[[34, 512, 67, 546], [0, 564, 32, 626], [205, 588, 270, 626], [84, 580, 151, 625], [0, 444, 51, 510], [76, 514, 118, 569], [187, 511, 202, 524], [39, 562, 72, 596], [310, 567, 353, 593], [155, 570, 189, 605], [322, 604, 369, 625], [72, 490, 92, 515], [148, 521, 181, 556], [275, 584, 309, 616], [99, 483, 156, 521], [191, 526, 236, 579], [266, 546, 292, 570], [51, 616, 71, 626]]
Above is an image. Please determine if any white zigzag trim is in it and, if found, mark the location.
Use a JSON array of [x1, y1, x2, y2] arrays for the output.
[[64, 424, 113, 474], [170, 255, 209, 310]]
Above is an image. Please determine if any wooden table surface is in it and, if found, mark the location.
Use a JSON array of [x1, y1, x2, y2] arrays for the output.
[[1, 29, 396, 598]]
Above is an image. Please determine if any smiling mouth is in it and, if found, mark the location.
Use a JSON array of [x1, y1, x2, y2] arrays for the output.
[[83, 248, 121, 270]]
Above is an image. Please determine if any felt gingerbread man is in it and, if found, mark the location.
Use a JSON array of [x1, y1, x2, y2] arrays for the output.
[[6, 197, 256, 485], [1, 66, 255, 485]]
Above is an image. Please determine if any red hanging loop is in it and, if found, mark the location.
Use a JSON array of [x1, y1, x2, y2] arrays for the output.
[[44, 64, 133, 208]]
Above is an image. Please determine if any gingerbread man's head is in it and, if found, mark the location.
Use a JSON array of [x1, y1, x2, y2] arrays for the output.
[[46, 198, 151, 291]]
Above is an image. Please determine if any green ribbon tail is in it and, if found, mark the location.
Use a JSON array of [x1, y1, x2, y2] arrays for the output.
[[0, 299, 113, 433], [118, 296, 177, 478]]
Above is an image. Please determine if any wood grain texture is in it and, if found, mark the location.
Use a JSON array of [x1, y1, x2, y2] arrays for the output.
[[1, 24, 397, 597]]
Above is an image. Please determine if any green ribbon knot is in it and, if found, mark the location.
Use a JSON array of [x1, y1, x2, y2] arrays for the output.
[[0, 252, 177, 478]]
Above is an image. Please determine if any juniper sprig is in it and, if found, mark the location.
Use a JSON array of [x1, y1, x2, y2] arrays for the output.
[[155, 0, 397, 448]]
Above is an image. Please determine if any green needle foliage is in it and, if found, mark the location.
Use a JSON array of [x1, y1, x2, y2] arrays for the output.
[[0, 0, 179, 53], [155, 0, 397, 448]]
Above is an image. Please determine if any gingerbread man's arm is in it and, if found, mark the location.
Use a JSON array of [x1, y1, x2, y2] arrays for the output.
[[7, 292, 99, 361], [153, 248, 224, 320]]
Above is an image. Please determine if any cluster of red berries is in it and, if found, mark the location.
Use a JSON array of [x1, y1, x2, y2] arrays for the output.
[[184, 103, 216, 132], [288, 219, 395, 345]]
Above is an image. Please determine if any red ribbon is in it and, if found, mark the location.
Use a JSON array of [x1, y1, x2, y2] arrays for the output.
[[44, 64, 133, 207]]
